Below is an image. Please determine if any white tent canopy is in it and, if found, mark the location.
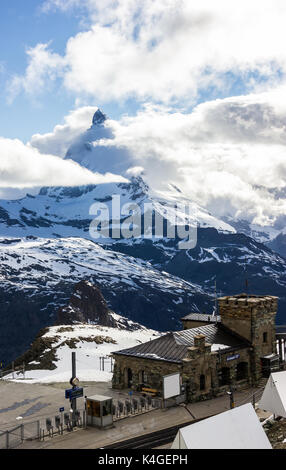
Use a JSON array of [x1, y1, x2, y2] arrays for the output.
[[259, 371, 286, 418], [171, 403, 272, 449]]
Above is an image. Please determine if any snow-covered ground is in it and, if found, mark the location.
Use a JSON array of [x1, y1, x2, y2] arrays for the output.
[[4, 324, 161, 384]]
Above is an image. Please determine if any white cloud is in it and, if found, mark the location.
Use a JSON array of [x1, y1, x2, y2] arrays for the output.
[[11, 0, 286, 225], [7, 43, 66, 103], [28, 91, 286, 225], [30, 106, 99, 157], [41, 0, 84, 13], [0, 136, 127, 190], [126, 166, 145, 177], [11, 0, 286, 104]]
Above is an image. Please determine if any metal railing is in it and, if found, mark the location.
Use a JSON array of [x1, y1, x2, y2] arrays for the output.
[[112, 396, 161, 420], [0, 410, 87, 448], [0, 422, 33, 449], [0, 366, 25, 380], [39, 409, 86, 441], [234, 386, 265, 408]]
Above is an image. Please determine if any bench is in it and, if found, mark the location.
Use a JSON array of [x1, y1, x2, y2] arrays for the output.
[[141, 387, 158, 397]]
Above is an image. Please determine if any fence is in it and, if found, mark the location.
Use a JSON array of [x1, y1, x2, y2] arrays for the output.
[[99, 356, 114, 372], [112, 396, 161, 420], [234, 386, 265, 409], [0, 364, 25, 380], [0, 409, 86, 449], [39, 409, 86, 441], [0, 423, 29, 449]]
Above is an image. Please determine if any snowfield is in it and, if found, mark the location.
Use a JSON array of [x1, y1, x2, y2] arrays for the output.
[[4, 324, 161, 384]]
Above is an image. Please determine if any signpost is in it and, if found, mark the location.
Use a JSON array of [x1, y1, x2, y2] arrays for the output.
[[226, 354, 240, 362], [59, 407, 64, 426], [64, 352, 83, 427], [65, 387, 84, 400]]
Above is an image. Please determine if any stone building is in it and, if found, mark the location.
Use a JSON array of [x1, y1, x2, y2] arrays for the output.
[[112, 294, 281, 402], [181, 312, 221, 330]]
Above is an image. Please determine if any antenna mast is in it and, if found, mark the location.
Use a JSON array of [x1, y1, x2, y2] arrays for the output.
[[245, 254, 249, 298], [213, 278, 218, 323]]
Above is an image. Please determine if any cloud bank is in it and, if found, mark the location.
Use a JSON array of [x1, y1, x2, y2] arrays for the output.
[[30, 91, 286, 226], [9, 0, 286, 104], [3, 1, 286, 226], [0, 136, 127, 192], [30, 106, 99, 157]]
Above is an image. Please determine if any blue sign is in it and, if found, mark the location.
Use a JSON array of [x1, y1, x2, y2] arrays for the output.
[[226, 354, 240, 362], [65, 387, 84, 400], [65, 388, 72, 399], [59, 407, 64, 413]]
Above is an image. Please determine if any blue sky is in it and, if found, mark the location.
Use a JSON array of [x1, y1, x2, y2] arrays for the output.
[[0, 1, 78, 140], [1, 0, 284, 142], [0, 1, 142, 141]]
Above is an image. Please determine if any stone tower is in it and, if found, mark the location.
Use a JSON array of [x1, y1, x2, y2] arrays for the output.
[[218, 294, 278, 382]]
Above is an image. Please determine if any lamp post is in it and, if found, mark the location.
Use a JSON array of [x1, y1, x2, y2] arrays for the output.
[[70, 352, 79, 427], [227, 386, 235, 409]]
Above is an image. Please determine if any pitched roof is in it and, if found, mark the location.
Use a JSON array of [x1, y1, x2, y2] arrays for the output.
[[171, 403, 272, 449], [181, 313, 221, 323], [113, 323, 249, 364], [259, 371, 286, 418]]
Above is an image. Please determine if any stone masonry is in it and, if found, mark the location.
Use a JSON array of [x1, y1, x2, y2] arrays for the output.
[[112, 293, 279, 402]]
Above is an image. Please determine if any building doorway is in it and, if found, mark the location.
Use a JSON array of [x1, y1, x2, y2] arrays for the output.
[[219, 367, 230, 386], [236, 362, 248, 381], [200, 374, 206, 391], [127, 368, 133, 388]]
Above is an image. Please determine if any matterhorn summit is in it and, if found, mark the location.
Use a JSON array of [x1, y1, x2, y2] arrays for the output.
[[65, 108, 133, 175], [92, 108, 107, 126]]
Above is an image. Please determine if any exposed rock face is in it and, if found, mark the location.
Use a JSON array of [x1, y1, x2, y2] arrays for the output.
[[56, 280, 118, 327]]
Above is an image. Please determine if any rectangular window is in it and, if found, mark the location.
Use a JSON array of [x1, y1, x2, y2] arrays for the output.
[[263, 332, 268, 343]]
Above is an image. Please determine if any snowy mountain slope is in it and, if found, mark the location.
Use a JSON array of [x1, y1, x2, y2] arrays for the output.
[[0, 236, 210, 365], [267, 232, 286, 260], [62, 109, 286, 257], [0, 110, 235, 240], [222, 216, 286, 259], [0, 176, 235, 241], [4, 323, 160, 384], [164, 228, 286, 324], [1, 108, 286, 367]]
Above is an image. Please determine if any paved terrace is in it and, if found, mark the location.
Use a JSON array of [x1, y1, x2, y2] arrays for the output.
[[0, 379, 270, 449]]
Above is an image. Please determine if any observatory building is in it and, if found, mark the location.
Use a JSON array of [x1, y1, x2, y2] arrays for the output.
[[112, 294, 283, 402]]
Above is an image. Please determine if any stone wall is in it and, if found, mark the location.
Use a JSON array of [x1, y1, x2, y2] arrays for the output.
[[112, 334, 252, 402], [112, 294, 278, 401], [112, 355, 182, 392], [218, 295, 278, 382]]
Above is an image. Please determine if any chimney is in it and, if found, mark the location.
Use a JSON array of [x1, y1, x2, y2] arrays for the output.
[[194, 334, 206, 350]]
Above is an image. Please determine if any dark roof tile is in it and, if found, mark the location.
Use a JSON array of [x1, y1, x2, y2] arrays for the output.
[[181, 313, 221, 323], [113, 323, 249, 363]]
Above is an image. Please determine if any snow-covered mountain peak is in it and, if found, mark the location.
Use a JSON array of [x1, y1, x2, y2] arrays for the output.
[[64, 108, 133, 175], [92, 108, 107, 127]]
